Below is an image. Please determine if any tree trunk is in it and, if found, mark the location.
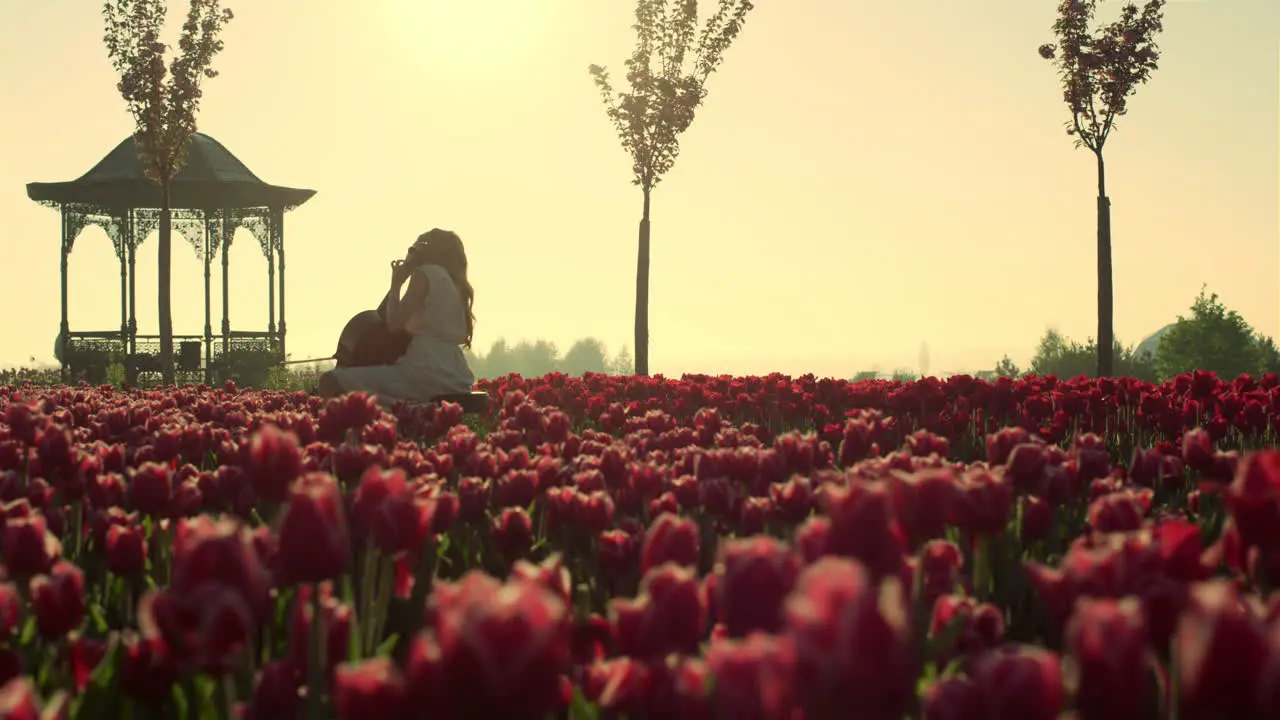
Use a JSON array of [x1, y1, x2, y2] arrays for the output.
[[634, 186, 652, 377], [1094, 151, 1114, 378], [159, 178, 175, 385]]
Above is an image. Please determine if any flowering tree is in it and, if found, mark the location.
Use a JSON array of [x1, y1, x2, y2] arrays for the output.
[[1038, 0, 1165, 377], [103, 0, 234, 385], [589, 0, 754, 376]]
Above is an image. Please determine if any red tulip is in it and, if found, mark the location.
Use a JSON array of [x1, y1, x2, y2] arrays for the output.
[[368, 480, 436, 557], [889, 468, 958, 545], [820, 481, 907, 582], [105, 523, 147, 577], [245, 424, 303, 504], [456, 477, 491, 524], [0, 584, 21, 638], [930, 594, 1005, 666], [572, 490, 616, 535], [118, 633, 179, 703], [240, 660, 299, 720], [495, 469, 539, 509], [713, 535, 800, 637], [987, 427, 1036, 466], [569, 613, 612, 666], [1174, 580, 1270, 719], [0, 677, 42, 720], [29, 561, 85, 640], [65, 634, 106, 691], [769, 475, 814, 524], [1087, 492, 1145, 533], [1005, 441, 1050, 494], [274, 472, 350, 585], [509, 554, 572, 607], [612, 563, 706, 659], [489, 507, 533, 565], [1019, 495, 1053, 542], [640, 513, 700, 575], [951, 467, 1014, 538], [914, 540, 966, 611], [784, 556, 915, 720], [922, 677, 983, 720], [705, 632, 798, 720], [1064, 597, 1154, 720], [332, 658, 407, 720], [288, 584, 352, 677], [969, 645, 1065, 720], [139, 517, 270, 676], [432, 574, 571, 718], [1224, 451, 1280, 550], [1, 514, 60, 578], [128, 461, 173, 517]]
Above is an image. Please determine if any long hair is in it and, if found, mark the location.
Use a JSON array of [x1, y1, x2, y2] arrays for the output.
[[411, 229, 475, 348]]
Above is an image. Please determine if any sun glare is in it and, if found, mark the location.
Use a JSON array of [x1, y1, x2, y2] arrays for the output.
[[384, 0, 546, 69]]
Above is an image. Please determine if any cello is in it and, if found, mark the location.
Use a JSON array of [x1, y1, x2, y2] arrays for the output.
[[334, 291, 412, 367], [282, 291, 410, 368]]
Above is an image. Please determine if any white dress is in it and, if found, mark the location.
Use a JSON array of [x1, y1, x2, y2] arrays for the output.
[[331, 263, 475, 407]]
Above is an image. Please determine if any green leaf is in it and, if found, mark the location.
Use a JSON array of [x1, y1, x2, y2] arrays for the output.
[[940, 656, 967, 679], [568, 685, 600, 720], [926, 617, 966, 664], [76, 635, 124, 720], [170, 683, 190, 720], [89, 603, 110, 635], [17, 616, 35, 646], [375, 633, 399, 658], [343, 577, 362, 663], [189, 675, 218, 719]]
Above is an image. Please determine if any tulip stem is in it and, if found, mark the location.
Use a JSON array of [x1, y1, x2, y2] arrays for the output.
[[405, 537, 438, 638], [305, 583, 326, 720], [360, 545, 379, 656], [973, 534, 994, 601], [216, 674, 235, 718], [371, 554, 395, 653], [70, 500, 83, 560]]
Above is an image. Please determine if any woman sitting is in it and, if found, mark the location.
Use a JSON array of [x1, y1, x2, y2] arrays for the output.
[[318, 228, 476, 407]]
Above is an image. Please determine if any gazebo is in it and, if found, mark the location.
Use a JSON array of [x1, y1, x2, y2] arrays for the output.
[[26, 133, 315, 384]]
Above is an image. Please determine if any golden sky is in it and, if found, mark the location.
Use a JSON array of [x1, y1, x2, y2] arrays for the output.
[[1, 0, 1276, 377]]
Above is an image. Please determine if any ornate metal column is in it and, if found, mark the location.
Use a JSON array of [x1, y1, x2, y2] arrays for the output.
[[221, 210, 232, 354], [127, 211, 138, 353], [118, 209, 128, 359], [273, 206, 286, 361], [203, 211, 215, 383], [59, 204, 69, 380], [266, 211, 276, 337], [127, 210, 138, 385]]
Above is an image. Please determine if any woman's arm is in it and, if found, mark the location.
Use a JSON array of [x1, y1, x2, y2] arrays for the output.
[[386, 271, 430, 331]]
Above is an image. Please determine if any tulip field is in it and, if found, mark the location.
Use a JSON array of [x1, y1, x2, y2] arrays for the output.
[[0, 370, 1279, 719]]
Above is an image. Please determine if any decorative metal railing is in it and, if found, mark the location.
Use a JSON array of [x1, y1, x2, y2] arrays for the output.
[[63, 331, 281, 386]]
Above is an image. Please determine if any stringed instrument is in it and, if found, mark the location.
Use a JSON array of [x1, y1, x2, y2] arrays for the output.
[[282, 291, 410, 368]]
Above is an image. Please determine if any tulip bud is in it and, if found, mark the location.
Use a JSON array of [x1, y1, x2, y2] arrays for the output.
[[274, 473, 350, 585]]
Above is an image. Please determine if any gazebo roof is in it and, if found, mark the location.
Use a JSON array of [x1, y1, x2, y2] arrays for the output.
[[26, 132, 316, 212]]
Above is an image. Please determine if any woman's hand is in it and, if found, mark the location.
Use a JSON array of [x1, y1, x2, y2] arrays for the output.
[[391, 259, 413, 286]]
